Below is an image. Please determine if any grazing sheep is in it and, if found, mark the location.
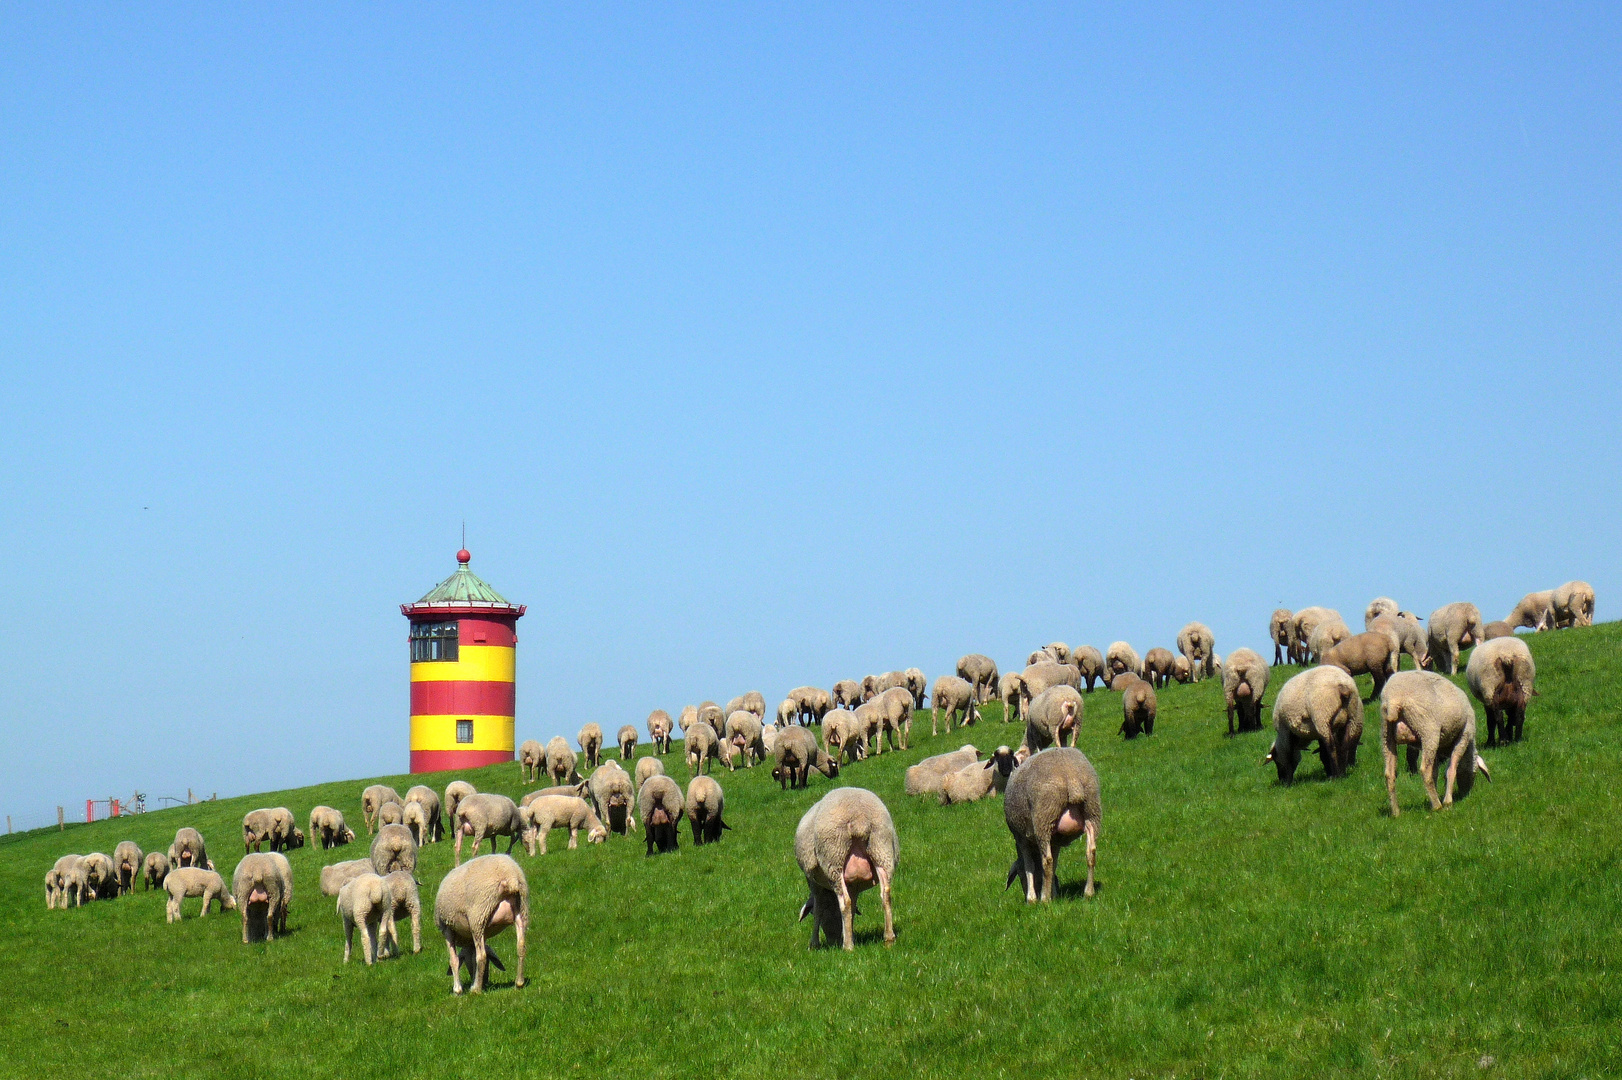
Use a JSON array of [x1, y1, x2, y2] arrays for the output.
[[1482, 620, 1514, 641], [761, 722, 779, 757], [163, 867, 235, 922], [634, 756, 665, 792], [169, 828, 210, 871], [1307, 619, 1352, 664], [1104, 642, 1141, 683], [998, 673, 1024, 727], [1291, 608, 1341, 665], [143, 851, 171, 892], [1003, 747, 1102, 901], [1028, 648, 1057, 667], [377, 802, 405, 829], [1466, 636, 1536, 747], [1222, 647, 1271, 734], [638, 775, 685, 855], [685, 720, 720, 776], [1323, 631, 1400, 700], [112, 841, 143, 896], [1507, 591, 1555, 633], [1371, 611, 1429, 671], [370, 823, 419, 877], [1172, 655, 1193, 684], [1070, 646, 1105, 692], [361, 785, 403, 835], [903, 745, 981, 795], [403, 801, 432, 847], [956, 654, 1000, 704], [1176, 623, 1217, 681], [870, 687, 914, 752], [1552, 580, 1595, 628], [453, 793, 523, 865], [940, 746, 1018, 805], [1025, 685, 1083, 752], [1119, 680, 1157, 739], [232, 852, 289, 943], [678, 704, 699, 735], [443, 781, 477, 826], [545, 736, 580, 787], [741, 690, 767, 719], [337, 872, 388, 964], [1427, 602, 1484, 675], [435, 854, 529, 994], [576, 723, 604, 769], [903, 668, 928, 709], [319, 859, 376, 897], [822, 709, 866, 765], [1018, 661, 1082, 719], [686, 775, 729, 845], [772, 726, 839, 790], [931, 675, 980, 737], [518, 740, 545, 782], [49, 854, 82, 908], [1142, 648, 1175, 689], [404, 786, 444, 843], [588, 761, 637, 835], [724, 711, 767, 769], [519, 796, 606, 855], [1110, 671, 1143, 691], [379, 870, 422, 958], [1379, 670, 1490, 815], [832, 680, 863, 711], [789, 687, 833, 726], [794, 787, 897, 950], [698, 702, 726, 734], [74, 852, 115, 900], [520, 781, 589, 805], [1365, 597, 1399, 629], [776, 697, 799, 728], [1270, 609, 1294, 665], [647, 709, 674, 753], [617, 725, 639, 760], [859, 675, 881, 703], [309, 806, 357, 850], [1264, 666, 1363, 781]]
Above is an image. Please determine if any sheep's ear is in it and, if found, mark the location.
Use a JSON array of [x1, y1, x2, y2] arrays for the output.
[[798, 896, 814, 922], [983, 759, 995, 770]]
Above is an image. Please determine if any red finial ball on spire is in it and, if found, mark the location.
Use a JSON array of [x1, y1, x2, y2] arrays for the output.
[[457, 548, 471, 565]]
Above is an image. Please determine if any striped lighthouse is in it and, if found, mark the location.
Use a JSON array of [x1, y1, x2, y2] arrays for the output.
[[402, 549, 526, 773]]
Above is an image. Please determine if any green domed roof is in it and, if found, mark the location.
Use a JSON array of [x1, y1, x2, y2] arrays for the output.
[[402, 550, 524, 616]]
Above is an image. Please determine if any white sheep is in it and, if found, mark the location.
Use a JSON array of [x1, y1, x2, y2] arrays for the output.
[[638, 775, 685, 854], [1024, 685, 1083, 752], [686, 775, 730, 845], [955, 654, 1000, 704], [434, 854, 529, 994], [647, 709, 674, 753], [1221, 647, 1270, 734], [545, 736, 580, 786], [1176, 622, 1216, 681], [164, 866, 235, 922], [1264, 666, 1362, 781], [1003, 747, 1101, 901], [617, 725, 639, 761], [518, 796, 606, 855], [903, 745, 980, 795], [337, 872, 388, 964], [1466, 635, 1536, 746], [939, 746, 1018, 805], [1364, 597, 1399, 629], [1426, 602, 1484, 675], [1379, 670, 1490, 815], [518, 739, 545, 783], [1552, 580, 1595, 628], [1104, 643, 1141, 684], [1269, 609, 1294, 665], [794, 787, 897, 950]]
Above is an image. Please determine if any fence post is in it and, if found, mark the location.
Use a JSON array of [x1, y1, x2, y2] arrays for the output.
[[187, 788, 193, 805], [86, 799, 94, 824], [57, 806, 64, 831], [111, 798, 121, 817], [6, 815, 11, 834]]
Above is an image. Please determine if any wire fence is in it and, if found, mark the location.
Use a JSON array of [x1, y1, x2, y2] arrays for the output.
[[4, 790, 217, 836]]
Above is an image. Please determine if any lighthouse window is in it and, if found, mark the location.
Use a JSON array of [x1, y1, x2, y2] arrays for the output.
[[456, 719, 474, 744], [410, 621, 459, 662]]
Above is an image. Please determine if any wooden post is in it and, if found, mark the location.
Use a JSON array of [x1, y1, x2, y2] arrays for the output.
[[57, 806, 64, 831], [6, 815, 11, 834], [187, 788, 193, 805]]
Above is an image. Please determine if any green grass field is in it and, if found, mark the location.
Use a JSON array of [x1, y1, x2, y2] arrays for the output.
[[4, 625, 1619, 1079]]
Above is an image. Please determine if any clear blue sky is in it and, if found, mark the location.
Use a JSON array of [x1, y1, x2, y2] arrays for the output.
[[1, 5, 1616, 826]]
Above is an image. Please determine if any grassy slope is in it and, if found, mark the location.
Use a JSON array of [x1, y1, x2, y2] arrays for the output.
[[3, 625, 1619, 1079]]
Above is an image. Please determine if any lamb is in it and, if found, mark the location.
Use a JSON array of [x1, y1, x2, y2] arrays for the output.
[[772, 726, 839, 790], [1003, 746, 1102, 901], [1018, 661, 1081, 721], [1323, 631, 1400, 700], [903, 745, 981, 795], [1024, 685, 1083, 752], [794, 787, 897, 950], [685, 720, 720, 776], [453, 793, 523, 865], [163, 867, 235, 922], [634, 756, 665, 792], [403, 801, 433, 847], [998, 673, 1023, 727], [319, 859, 376, 898], [519, 781, 589, 806], [309, 806, 356, 850], [379, 870, 423, 958], [821, 709, 866, 766], [1270, 609, 1294, 665], [518, 740, 545, 782], [587, 760, 637, 835], [370, 823, 419, 877], [617, 725, 639, 760], [1466, 636, 1536, 746], [1222, 647, 1270, 734], [545, 736, 580, 786], [1371, 611, 1429, 671], [956, 654, 1000, 704], [638, 775, 685, 854], [337, 872, 389, 964], [1176, 622, 1217, 681], [871, 687, 914, 752], [686, 775, 730, 845], [1482, 621, 1514, 641], [1552, 580, 1595, 628], [1172, 655, 1192, 683], [232, 852, 289, 943], [1426, 602, 1484, 675], [405, 785, 444, 843], [724, 711, 767, 769], [1119, 680, 1157, 739], [48, 854, 82, 908], [776, 697, 799, 728], [575, 722, 604, 768], [361, 785, 404, 834], [143, 851, 171, 892], [443, 781, 477, 825], [647, 709, 674, 753], [1104, 642, 1141, 683], [1379, 670, 1490, 815], [1364, 597, 1399, 629], [1307, 618, 1352, 663], [678, 704, 699, 735], [931, 675, 980, 736], [940, 746, 1018, 805], [1142, 648, 1175, 689], [434, 854, 529, 994], [1506, 590, 1555, 632], [1072, 646, 1106, 691], [831, 680, 863, 711], [519, 796, 607, 855], [112, 841, 143, 896], [169, 828, 210, 870], [377, 802, 405, 828], [1263, 665, 1363, 781], [1291, 608, 1341, 664], [903, 668, 928, 709]]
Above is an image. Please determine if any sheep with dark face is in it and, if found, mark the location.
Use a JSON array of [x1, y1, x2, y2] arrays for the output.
[[956, 654, 1000, 704], [647, 710, 674, 753], [1176, 623, 1217, 681], [638, 775, 685, 855], [1427, 602, 1484, 675], [795, 787, 897, 950], [1003, 747, 1101, 901], [1072, 646, 1106, 691], [435, 854, 528, 995], [772, 726, 839, 790], [361, 785, 404, 835], [1552, 580, 1595, 628], [588, 760, 637, 835], [1264, 666, 1363, 782], [1024, 685, 1083, 752], [686, 775, 729, 845], [1379, 670, 1490, 815], [1142, 648, 1175, 689], [1222, 648, 1270, 734], [518, 740, 545, 783], [452, 793, 522, 865], [617, 725, 639, 761], [1466, 636, 1536, 746], [939, 746, 1018, 805], [1322, 631, 1400, 700], [1270, 609, 1294, 665], [1119, 680, 1156, 739]]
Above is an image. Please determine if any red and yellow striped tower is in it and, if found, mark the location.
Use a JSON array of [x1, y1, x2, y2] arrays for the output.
[[402, 549, 526, 773]]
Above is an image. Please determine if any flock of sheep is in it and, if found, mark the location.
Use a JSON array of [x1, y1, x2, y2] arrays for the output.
[[40, 579, 1594, 991]]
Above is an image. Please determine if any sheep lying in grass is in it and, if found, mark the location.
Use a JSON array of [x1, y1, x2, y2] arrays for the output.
[[1427, 602, 1483, 675], [1104, 642, 1141, 683], [435, 854, 528, 995], [1025, 685, 1083, 752], [634, 756, 665, 792], [956, 654, 999, 704], [904, 745, 980, 795], [164, 867, 235, 922], [588, 760, 637, 835], [453, 794, 522, 865], [617, 725, 639, 760], [1176, 623, 1216, 681], [1507, 591, 1555, 632], [1322, 631, 1400, 701], [648, 710, 674, 753], [795, 787, 897, 950], [1222, 648, 1270, 734], [686, 775, 729, 845], [319, 859, 375, 898], [772, 726, 839, 790], [443, 781, 476, 826], [361, 785, 403, 835], [309, 806, 356, 850], [519, 796, 606, 855], [1379, 670, 1490, 815], [169, 827, 210, 870], [379, 871, 422, 958], [518, 740, 545, 782], [1270, 609, 1294, 665], [1004, 746, 1102, 901], [1119, 679, 1157, 739], [370, 823, 418, 877], [405, 785, 443, 844], [143, 851, 171, 893], [1264, 666, 1362, 782], [685, 720, 720, 776], [338, 872, 388, 964], [940, 746, 1018, 805], [1552, 580, 1595, 628], [1365, 597, 1399, 629], [932, 676, 979, 736], [232, 852, 290, 943], [639, 775, 685, 855], [1072, 646, 1105, 691], [725, 711, 767, 769], [1466, 636, 1536, 746], [113, 841, 143, 896]]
